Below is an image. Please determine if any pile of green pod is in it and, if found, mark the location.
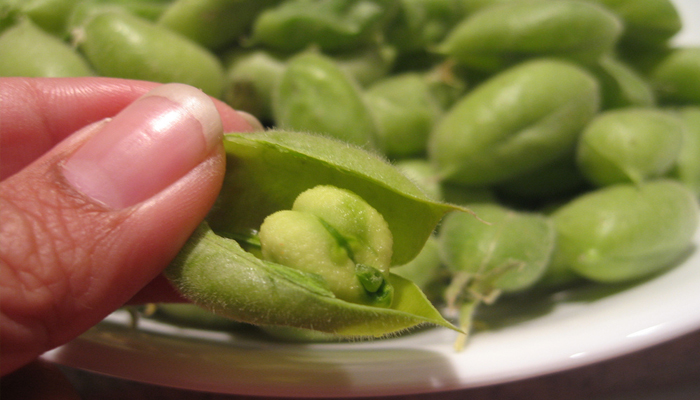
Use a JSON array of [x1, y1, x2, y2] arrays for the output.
[[4, 0, 699, 347]]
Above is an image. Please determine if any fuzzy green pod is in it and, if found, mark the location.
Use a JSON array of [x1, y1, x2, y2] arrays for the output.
[[438, 203, 555, 349], [0, 17, 93, 77], [428, 59, 600, 186], [157, 0, 280, 50], [439, 203, 555, 295], [585, 0, 681, 48], [73, 10, 224, 97], [551, 179, 699, 283], [670, 107, 700, 197], [166, 130, 465, 336], [436, 0, 622, 72], [223, 49, 286, 122], [249, 0, 386, 53], [590, 56, 656, 110], [651, 47, 700, 105], [364, 72, 443, 158], [147, 303, 244, 330], [273, 51, 378, 147], [576, 108, 684, 186]]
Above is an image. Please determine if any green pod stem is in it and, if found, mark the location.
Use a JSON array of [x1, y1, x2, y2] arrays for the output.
[[651, 47, 700, 105], [272, 51, 378, 148], [364, 72, 443, 158], [588, 56, 656, 110], [428, 58, 600, 186], [0, 17, 94, 77], [669, 107, 700, 197], [249, 0, 386, 54], [551, 179, 699, 283], [585, 0, 682, 49], [73, 10, 224, 97], [209, 130, 466, 266], [576, 107, 685, 186], [157, 0, 281, 50], [166, 222, 459, 337], [436, 0, 623, 72]]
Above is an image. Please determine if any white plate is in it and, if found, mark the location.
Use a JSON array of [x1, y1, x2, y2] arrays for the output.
[[43, 1, 700, 397]]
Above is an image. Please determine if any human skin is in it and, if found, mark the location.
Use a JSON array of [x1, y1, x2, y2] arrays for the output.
[[0, 77, 261, 378]]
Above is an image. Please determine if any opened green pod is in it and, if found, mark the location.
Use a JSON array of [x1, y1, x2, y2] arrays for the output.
[[166, 130, 465, 337]]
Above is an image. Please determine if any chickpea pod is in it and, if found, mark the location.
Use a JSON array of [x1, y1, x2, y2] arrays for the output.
[[428, 59, 600, 186], [651, 47, 700, 105], [438, 203, 556, 349], [363, 72, 443, 158], [576, 108, 685, 186], [157, 0, 281, 50], [0, 17, 93, 77], [436, 0, 622, 72], [551, 180, 699, 283], [670, 107, 700, 197], [166, 130, 465, 337], [273, 51, 378, 147], [73, 10, 225, 97], [586, 0, 682, 49]]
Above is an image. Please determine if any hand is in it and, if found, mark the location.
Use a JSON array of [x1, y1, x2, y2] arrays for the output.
[[0, 78, 262, 394]]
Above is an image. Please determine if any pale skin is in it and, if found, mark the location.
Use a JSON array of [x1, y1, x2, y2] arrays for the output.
[[0, 77, 262, 398]]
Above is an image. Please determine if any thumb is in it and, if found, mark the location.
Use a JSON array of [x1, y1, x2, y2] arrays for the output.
[[1, 83, 231, 375]]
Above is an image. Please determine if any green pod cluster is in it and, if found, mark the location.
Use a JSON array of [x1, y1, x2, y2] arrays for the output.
[[0, 17, 93, 77], [576, 108, 685, 186], [428, 58, 600, 186], [165, 130, 465, 337], [436, 0, 622, 72], [651, 47, 700, 105], [364, 72, 443, 158], [273, 51, 378, 147], [73, 10, 225, 97], [157, 0, 281, 50], [551, 179, 699, 283], [391, 235, 445, 303], [259, 185, 394, 307], [249, 0, 386, 54]]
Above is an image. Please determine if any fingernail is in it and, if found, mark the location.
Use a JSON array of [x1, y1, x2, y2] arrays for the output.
[[63, 83, 223, 209]]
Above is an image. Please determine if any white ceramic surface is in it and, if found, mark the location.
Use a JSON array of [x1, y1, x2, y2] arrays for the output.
[[43, 1, 700, 397]]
